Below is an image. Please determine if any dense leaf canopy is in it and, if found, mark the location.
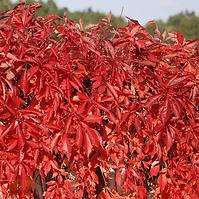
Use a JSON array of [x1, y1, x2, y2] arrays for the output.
[[0, 2, 198, 199]]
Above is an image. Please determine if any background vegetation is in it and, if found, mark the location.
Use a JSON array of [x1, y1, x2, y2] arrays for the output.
[[1, 0, 199, 39]]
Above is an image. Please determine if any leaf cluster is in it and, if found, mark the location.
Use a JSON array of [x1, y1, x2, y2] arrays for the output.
[[0, 2, 198, 199]]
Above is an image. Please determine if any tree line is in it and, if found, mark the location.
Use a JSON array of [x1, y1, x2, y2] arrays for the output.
[[1, 0, 199, 39]]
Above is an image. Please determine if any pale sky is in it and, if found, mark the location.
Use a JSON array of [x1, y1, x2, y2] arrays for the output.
[[54, 0, 199, 25]]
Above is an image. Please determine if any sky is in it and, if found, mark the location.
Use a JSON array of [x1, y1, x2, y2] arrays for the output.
[[54, 0, 199, 25]]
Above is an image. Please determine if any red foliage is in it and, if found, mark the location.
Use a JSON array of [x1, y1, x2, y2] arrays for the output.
[[0, 3, 198, 199]]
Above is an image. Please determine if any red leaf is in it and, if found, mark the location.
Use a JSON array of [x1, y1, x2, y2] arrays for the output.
[[50, 160, 59, 170], [150, 164, 160, 177], [53, 93, 60, 117], [0, 161, 3, 181], [44, 161, 51, 176], [20, 165, 27, 195], [62, 134, 71, 158], [17, 125, 25, 150], [129, 24, 140, 37], [50, 133, 61, 151], [146, 95, 160, 107], [134, 116, 141, 134], [84, 133, 92, 158], [6, 52, 18, 61], [0, 80, 6, 100], [94, 101, 110, 114], [7, 139, 18, 151], [24, 121, 41, 138], [169, 125, 176, 139], [105, 40, 115, 58], [166, 125, 176, 151], [0, 96, 16, 115], [98, 85, 107, 94], [168, 75, 188, 87], [0, 121, 17, 139], [158, 173, 167, 193], [100, 96, 114, 103], [107, 111, 117, 124], [75, 125, 83, 148], [64, 116, 72, 134], [2, 78, 14, 95], [84, 115, 102, 123], [22, 7, 31, 26], [106, 82, 118, 100], [34, 149, 39, 163], [177, 32, 184, 45], [62, 180, 75, 198], [192, 85, 198, 102], [77, 101, 87, 114], [19, 149, 25, 163], [86, 126, 102, 148], [45, 15, 60, 24], [20, 109, 43, 117], [70, 80, 80, 91], [171, 99, 181, 119], [160, 99, 170, 125]]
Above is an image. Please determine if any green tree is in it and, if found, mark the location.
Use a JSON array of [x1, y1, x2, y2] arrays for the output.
[[146, 11, 199, 40], [1, 1, 199, 39], [166, 11, 199, 39], [64, 10, 126, 28], [38, 0, 60, 16], [0, 0, 13, 11]]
